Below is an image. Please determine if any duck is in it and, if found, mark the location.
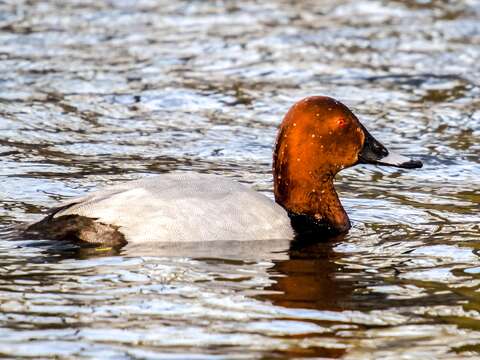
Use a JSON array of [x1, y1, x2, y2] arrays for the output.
[[26, 96, 422, 245]]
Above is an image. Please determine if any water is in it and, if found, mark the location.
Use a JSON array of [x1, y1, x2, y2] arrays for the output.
[[0, 0, 479, 358]]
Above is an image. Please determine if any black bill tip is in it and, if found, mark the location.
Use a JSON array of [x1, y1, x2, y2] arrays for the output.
[[395, 159, 423, 169]]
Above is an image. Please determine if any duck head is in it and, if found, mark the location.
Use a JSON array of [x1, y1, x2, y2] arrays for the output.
[[273, 96, 422, 235]]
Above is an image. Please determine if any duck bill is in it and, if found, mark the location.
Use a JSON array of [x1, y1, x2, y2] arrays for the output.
[[358, 126, 422, 169]]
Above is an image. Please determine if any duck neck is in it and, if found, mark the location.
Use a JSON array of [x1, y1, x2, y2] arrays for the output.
[[274, 173, 351, 234]]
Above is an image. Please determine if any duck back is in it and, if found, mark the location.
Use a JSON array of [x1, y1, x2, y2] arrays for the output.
[[28, 173, 294, 244]]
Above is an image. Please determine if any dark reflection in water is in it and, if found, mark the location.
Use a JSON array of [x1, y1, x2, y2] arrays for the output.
[[263, 239, 351, 312], [1, 0, 480, 358]]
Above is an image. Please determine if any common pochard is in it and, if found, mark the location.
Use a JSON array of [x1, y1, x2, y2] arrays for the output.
[[27, 96, 422, 245]]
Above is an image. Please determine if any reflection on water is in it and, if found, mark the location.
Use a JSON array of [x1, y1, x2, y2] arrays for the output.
[[2, 237, 480, 359], [0, 0, 479, 358]]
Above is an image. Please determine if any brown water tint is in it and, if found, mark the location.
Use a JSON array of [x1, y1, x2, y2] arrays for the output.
[[0, 0, 479, 358]]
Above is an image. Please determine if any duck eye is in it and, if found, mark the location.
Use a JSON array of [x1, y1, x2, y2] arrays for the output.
[[337, 118, 347, 128]]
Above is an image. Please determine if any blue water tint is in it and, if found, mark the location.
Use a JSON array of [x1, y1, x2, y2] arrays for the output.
[[0, 0, 479, 358]]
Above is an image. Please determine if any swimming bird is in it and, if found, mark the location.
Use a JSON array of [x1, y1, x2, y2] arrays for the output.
[[26, 96, 422, 245]]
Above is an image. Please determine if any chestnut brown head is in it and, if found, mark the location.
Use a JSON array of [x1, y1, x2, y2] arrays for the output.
[[273, 96, 422, 235]]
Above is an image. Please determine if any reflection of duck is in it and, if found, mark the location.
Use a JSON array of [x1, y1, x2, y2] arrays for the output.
[[27, 96, 422, 244], [257, 237, 351, 358], [259, 236, 350, 311]]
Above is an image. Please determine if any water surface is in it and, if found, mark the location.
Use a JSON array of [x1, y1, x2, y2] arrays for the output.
[[0, 0, 479, 358]]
